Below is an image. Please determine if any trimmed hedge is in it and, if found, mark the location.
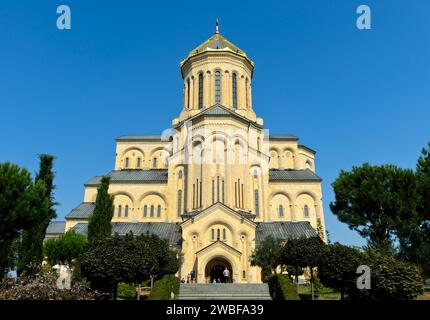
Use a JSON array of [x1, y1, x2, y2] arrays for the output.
[[148, 275, 180, 300], [268, 274, 300, 300], [117, 283, 137, 300]]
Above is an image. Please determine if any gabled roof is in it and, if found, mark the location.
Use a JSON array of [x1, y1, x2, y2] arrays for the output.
[[269, 134, 299, 141], [65, 202, 95, 219], [195, 240, 242, 256], [72, 222, 182, 245], [116, 134, 171, 142], [269, 169, 322, 182], [181, 202, 257, 227], [46, 221, 66, 234], [85, 169, 168, 186], [175, 104, 263, 129], [255, 221, 318, 245]]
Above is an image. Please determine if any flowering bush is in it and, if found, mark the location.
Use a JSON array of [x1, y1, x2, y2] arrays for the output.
[[0, 272, 107, 300]]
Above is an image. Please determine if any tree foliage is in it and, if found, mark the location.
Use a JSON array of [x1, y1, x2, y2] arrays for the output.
[[317, 243, 364, 300], [250, 236, 283, 281], [87, 176, 114, 243], [80, 234, 179, 299], [44, 230, 88, 266], [0, 163, 49, 275], [18, 154, 57, 276], [330, 163, 420, 252]]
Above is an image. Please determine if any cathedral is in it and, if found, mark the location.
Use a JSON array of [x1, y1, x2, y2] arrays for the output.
[[47, 23, 326, 284]]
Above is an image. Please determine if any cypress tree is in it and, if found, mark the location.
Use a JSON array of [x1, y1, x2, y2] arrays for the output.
[[18, 154, 57, 275], [87, 176, 114, 243]]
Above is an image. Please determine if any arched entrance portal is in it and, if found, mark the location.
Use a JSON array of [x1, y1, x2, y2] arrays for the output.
[[205, 257, 233, 283]]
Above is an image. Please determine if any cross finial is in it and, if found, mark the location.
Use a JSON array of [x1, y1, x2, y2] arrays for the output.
[[215, 18, 219, 34]]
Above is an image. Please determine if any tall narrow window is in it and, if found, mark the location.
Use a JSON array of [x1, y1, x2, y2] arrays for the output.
[[157, 205, 161, 217], [217, 176, 220, 202], [223, 228, 226, 241], [232, 73, 237, 108], [304, 205, 310, 218], [136, 158, 141, 168], [125, 205, 129, 218], [153, 158, 157, 168], [143, 205, 147, 217], [178, 190, 182, 216], [211, 229, 215, 241], [150, 205, 154, 217], [200, 181, 202, 208], [125, 158, 129, 168], [215, 71, 221, 103], [198, 73, 203, 109], [257, 137, 261, 152], [178, 170, 183, 179], [187, 78, 190, 108], [235, 182, 238, 207], [241, 184, 244, 208], [279, 205, 284, 217], [212, 180, 215, 204], [118, 205, 122, 217], [217, 229, 220, 240], [245, 78, 249, 108], [254, 190, 259, 216], [192, 184, 196, 209]]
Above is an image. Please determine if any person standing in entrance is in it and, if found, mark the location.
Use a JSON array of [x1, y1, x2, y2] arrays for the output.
[[223, 267, 230, 283]]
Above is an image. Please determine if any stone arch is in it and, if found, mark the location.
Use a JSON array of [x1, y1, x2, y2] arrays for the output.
[[139, 192, 167, 218], [111, 191, 135, 207], [269, 192, 292, 220], [282, 148, 295, 169], [149, 147, 170, 168], [295, 191, 317, 220], [138, 191, 168, 207], [201, 253, 238, 283], [120, 147, 145, 169], [269, 148, 280, 169]]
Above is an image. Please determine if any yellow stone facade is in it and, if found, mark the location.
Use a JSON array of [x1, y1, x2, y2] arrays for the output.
[[60, 26, 326, 284]]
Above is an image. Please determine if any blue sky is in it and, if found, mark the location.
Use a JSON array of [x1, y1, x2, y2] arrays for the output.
[[0, 1, 429, 247]]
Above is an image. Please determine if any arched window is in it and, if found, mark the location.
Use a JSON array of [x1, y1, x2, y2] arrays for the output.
[[153, 157, 157, 168], [157, 205, 161, 217], [178, 170, 183, 179], [215, 71, 221, 103], [125, 205, 129, 218], [254, 190, 259, 216], [118, 205, 122, 217], [143, 205, 147, 217], [217, 228, 220, 240], [279, 204, 284, 217], [245, 78, 249, 108], [211, 229, 215, 241], [232, 73, 237, 108], [177, 190, 182, 217], [150, 205, 154, 217], [136, 158, 141, 168], [198, 73, 203, 109], [304, 205, 310, 218], [125, 158, 129, 168], [223, 228, 226, 241], [187, 78, 190, 108]]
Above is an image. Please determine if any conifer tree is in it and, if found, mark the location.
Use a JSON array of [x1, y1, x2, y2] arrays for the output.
[[87, 176, 114, 243]]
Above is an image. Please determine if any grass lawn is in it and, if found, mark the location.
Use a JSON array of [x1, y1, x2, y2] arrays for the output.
[[298, 285, 341, 300], [417, 290, 430, 300]]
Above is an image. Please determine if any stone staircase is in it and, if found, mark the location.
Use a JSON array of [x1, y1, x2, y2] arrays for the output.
[[177, 283, 272, 300]]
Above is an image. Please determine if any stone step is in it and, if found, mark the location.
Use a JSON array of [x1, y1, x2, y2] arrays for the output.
[[178, 283, 272, 300]]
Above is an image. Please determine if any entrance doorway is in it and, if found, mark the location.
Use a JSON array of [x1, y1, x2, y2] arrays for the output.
[[205, 257, 233, 283]]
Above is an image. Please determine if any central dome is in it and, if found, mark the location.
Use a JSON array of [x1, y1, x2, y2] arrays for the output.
[[180, 32, 254, 67]]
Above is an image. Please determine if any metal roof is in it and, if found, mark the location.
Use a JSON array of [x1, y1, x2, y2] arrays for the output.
[[72, 222, 182, 245], [116, 134, 171, 141], [46, 221, 66, 234], [269, 169, 322, 182], [255, 221, 318, 245], [85, 169, 169, 186], [65, 202, 95, 219], [269, 134, 299, 141]]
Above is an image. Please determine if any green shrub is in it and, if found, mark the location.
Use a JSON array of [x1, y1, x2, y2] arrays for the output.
[[268, 274, 300, 300], [117, 283, 137, 300], [148, 275, 180, 300]]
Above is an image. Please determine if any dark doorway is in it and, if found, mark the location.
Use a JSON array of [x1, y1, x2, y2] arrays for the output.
[[205, 257, 233, 283]]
